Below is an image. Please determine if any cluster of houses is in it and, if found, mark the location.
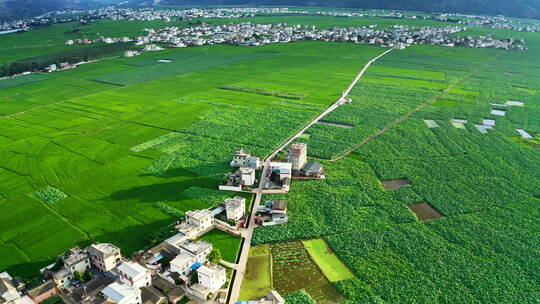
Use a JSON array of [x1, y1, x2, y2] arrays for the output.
[[219, 143, 324, 193], [0, 193, 259, 304], [91, 7, 288, 22], [3, 5, 540, 35], [123, 21, 525, 50]]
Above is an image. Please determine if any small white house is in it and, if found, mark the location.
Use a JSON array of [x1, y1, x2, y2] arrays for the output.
[[170, 253, 196, 276], [230, 148, 260, 169], [269, 162, 292, 181], [239, 168, 256, 186], [0, 273, 20, 302], [117, 262, 151, 288], [102, 282, 141, 304], [177, 209, 215, 239], [224, 196, 246, 221], [197, 263, 226, 293]]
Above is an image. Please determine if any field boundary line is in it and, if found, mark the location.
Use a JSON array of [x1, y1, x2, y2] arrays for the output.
[[10, 242, 32, 263], [30, 195, 94, 242], [330, 53, 503, 161]]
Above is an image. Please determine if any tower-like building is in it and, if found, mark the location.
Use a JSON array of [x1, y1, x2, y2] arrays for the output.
[[287, 142, 307, 171]]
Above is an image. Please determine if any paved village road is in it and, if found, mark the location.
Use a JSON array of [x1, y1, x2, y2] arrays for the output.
[[226, 48, 393, 304]]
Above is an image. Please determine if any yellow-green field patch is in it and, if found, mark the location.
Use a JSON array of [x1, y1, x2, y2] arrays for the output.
[[302, 238, 356, 282], [239, 244, 272, 300]]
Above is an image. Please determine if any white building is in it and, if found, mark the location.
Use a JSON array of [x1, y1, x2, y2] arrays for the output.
[[287, 142, 307, 171], [102, 282, 142, 304], [170, 252, 196, 276], [197, 263, 226, 293], [87, 243, 122, 273], [269, 162, 292, 181], [230, 148, 260, 169], [169, 239, 212, 276], [224, 196, 246, 221], [51, 248, 91, 287], [239, 168, 256, 186], [0, 273, 20, 302], [117, 262, 151, 288], [176, 209, 215, 239]]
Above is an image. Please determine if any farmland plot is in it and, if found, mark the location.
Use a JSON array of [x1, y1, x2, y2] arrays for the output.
[[271, 241, 345, 304]]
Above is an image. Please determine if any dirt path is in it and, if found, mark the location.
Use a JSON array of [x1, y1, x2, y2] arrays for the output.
[[226, 47, 393, 304]]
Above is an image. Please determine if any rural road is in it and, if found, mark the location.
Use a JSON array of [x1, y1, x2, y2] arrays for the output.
[[226, 47, 392, 304]]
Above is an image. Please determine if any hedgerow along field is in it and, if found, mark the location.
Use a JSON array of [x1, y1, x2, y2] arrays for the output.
[[0, 19, 385, 282], [251, 26, 540, 302]]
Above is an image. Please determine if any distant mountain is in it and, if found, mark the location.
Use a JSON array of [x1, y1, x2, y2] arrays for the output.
[[0, 0, 119, 21], [160, 0, 540, 19]]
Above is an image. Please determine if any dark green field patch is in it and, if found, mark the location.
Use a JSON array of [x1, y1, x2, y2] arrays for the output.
[[0, 74, 49, 90]]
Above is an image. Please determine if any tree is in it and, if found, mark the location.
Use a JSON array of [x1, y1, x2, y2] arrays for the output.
[[74, 271, 84, 282], [208, 249, 222, 264], [189, 271, 198, 285], [83, 270, 93, 282]]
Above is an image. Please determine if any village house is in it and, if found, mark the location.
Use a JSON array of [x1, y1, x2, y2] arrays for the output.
[[268, 162, 292, 181], [0, 273, 22, 302], [118, 261, 152, 288], [220, 167, 256, 191], [87, 243, 122, 273], [26, 281, 57, 304], [68, 276, 115, 303], [169, 240, 212, 278], [257, 200, 289, 227], [287, 142, 307, 171], [189, 263, 226, 301], [224, 196, 246, 221], [169, 253, 197, 277], [230, 148, 260, 169], [286, 143, 324, 178], [51, 248, 91, 287], [175, 209, 215, 239], [140, 285, 167, 304], [300, 162, 325, 179], [102, 282, 142, 304], [240, 290, 285, 304]]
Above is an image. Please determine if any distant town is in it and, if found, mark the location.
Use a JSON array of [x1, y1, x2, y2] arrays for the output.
[[2, 7, 540, 34]]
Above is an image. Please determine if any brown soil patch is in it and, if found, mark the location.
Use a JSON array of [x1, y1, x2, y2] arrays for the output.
[[381, 178, 410, 190], [407, 202, 443, 221]]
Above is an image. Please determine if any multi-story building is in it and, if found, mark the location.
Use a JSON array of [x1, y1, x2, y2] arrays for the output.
[[51, 248, 91, 287], [287, 142, 307, 171], [117, 262, 151, 288], [224, 196, 246, 221], [176, 209, 215, 239], [169, 239, 212, 277], [197, 263, 226, 293], [230, 148, 260, 169], [87, 243, 122, 273], [62, 248, 91, 275]]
